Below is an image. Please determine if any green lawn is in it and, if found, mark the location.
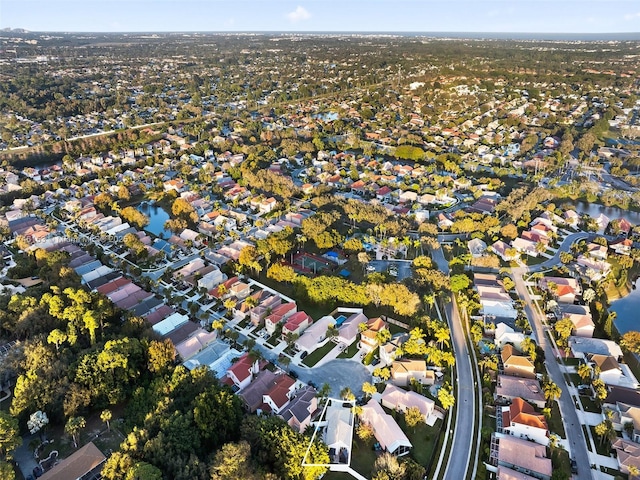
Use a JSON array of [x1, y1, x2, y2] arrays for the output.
[[302, 341, 337, 367], [580, 395, 601, 414], [237, 317, 250, 329], [266, 332, 282, 347], [337, 342, 359, 359], [549, 401, 566, 438], [388, 323, 409, 335], [551, 447, 572, 480], [563, 357, 581, 367], [347, 436, 378, 478], [567, 373, 582, 386]]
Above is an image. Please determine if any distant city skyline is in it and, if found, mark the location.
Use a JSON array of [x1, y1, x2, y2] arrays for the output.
[[1, 0, 639, 35]]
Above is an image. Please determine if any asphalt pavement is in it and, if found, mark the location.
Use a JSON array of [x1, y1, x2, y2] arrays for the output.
[[431, 247, 478, 480], [512, 268, 593, 480]]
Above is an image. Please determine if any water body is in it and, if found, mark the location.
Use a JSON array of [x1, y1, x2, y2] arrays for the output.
[[564, 200, 640, 226], [610, 278, 640, 334], [139, 202, 172, 239], [561, 201, 640, 333]]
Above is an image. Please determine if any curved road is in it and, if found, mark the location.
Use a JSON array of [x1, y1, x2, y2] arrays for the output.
[[432, 247, 478, 480], [512, 268, 593, 480]]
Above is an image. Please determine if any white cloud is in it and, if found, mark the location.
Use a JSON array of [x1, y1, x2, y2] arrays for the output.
[[624, 12, 640, 20], [286, 6, 311, 23]]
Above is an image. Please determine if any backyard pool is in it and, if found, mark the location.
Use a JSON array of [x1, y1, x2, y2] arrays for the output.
[[335, 315, 347, 327]]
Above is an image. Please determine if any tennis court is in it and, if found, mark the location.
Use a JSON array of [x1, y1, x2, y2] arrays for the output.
[[292, 252, 334, 275]]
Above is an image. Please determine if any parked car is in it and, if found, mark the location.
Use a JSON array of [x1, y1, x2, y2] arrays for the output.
[[570, 458, 578, 474]]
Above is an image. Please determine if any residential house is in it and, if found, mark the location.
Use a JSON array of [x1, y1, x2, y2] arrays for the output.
[[360, 399, 412, 456], [500, 397, 549, 446], [238, 370, 279, 413], [611, 238, 633, 256], [538, 276, 580, 304], [262, 374, 297, 414], [295, 315, 336, 354], [586, 242, 608, 260], [225, 352, 260, 391], [174, 329, 218, 361], [587, 354, 640, 389], [493, 435, 552, 480], [501, 345, 536, 379], [282, 311, 313, 338], [561, 305, 594, 338], [264, 302, 298, 335], [250, 295, 282, 328], [511, 237, 539, 257], [279, 386, 317, 434], [380, 333, 409, 366], [576, 255, 611, 282], [437, 213, 454, 229], [569, 336, 623, 361], [495, 375, 546, 409], [359, 316, 389, 353], [468, 238, 488, 258], [380, 384, 435, 422], [338, 312, 367, 345], [494, 323, 527, 350], [38, 442, 106, 480], [611, 402, 640, 443], [324, 400, 354, 466], [492, 240, 519, 262], [612, 438, 640, 478], [390, 359, 435, 387], [564, 210, 579, 227], [197, 267, 226, 292]]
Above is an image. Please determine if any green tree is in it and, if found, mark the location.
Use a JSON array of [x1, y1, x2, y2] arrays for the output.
[[449, 274, 471, 293], [543, 381, 562, 406], [0, 412, 20, 461], [577, 363, 593, 384], [47, 328, 67, 352], [438, 383, 455, 410], [362, 382, 377, 400], [210, 441, 259, 480], [621, 331, 640, 354], [100, 409, 112, 432], [65, 416, 86, 448], [554, 317, 574, 347], [404, 406, 423, 432]]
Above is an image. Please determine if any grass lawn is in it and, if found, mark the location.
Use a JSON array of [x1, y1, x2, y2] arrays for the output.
[[524, 255, 548, 266], [302, 341, 337, 367], [580, 395, 601, 414], [337, 342, 359, 359], [582, 425, 592, 452], [388, 323, 409, 335], [347, 436, 378, 478], [549, 401, 566, 438], [567, 373, 582, 386], [551, 447, 572, 480], [237, 317, 250, 329], [563, 357, 581, 367], [92, 427, 125, 454], [266, 332, 282, 347], [590, 426, 613, 456]]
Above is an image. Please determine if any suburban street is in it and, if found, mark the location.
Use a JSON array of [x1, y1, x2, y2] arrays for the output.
[[512, 268, 593, 480], [432, 247, 478, 480]]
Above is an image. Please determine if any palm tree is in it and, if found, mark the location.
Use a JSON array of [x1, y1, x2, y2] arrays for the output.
[[100, 410, 112, 432], [340, 387, 355, 401], [362, 382, 377, 400], [577, 363, 593, 384], [65, 416, 86, 448], [543, 380, 562, 407]]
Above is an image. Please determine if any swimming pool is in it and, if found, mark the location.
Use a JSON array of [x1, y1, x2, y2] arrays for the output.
[[335, 315, 347, 327]]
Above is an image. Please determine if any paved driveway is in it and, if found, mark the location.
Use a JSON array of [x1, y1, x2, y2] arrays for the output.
[[291, 359, 372, 398]]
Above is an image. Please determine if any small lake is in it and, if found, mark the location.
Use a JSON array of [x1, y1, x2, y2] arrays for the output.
[[139, 202, 172, 239], [610, 278, 640, 334], [563, 200, 640, 226]]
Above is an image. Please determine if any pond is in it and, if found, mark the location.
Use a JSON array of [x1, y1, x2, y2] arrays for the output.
[[562, 200, 640, 226], [610, 277, 640, 335], [138, 202, 172, 239]]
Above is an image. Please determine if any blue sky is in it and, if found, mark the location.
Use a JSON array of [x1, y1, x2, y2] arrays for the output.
[[1, 0, 639, 34]]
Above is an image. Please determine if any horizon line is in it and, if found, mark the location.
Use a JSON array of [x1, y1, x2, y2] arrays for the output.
[[3, 29, 640, 37]]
